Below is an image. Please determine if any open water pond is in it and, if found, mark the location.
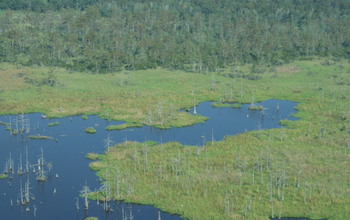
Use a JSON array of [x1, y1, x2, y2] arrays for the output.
[[0, 99, 297, 220]]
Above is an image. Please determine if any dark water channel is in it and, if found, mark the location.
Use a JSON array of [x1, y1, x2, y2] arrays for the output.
[[0, 99, 297, 220]]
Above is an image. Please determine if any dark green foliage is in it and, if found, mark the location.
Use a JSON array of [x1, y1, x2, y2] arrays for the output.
[[1, 1, 350, 72]]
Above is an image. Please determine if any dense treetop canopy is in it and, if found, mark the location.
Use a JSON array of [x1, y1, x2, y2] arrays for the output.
[[1, 0, 349, 72]]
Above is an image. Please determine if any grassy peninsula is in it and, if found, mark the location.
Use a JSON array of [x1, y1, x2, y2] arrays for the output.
[[82, 59, 348, 220]]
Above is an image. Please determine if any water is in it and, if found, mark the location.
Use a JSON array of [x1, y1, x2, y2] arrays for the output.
[[0, 99, 297, 220]]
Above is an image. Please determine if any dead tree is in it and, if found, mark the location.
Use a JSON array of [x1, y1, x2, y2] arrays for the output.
[[36, 148, 47, 182], [80, 181, 91, 210], [103, 133, 115, 152]]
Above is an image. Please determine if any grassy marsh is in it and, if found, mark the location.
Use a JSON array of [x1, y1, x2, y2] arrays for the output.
[[1, 58, 350, 219]]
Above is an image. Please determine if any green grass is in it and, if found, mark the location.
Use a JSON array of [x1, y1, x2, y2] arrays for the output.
[[48, 122, 60, 127], [0, 64, 232, 128], [232, 103, 242, 108], [1, 58, 350, 219], [85, 127, 96, 134], [82, 115, 88, 120], [248, 103, 264, 110], [84, 217, 98, 220], [28, 135, 52, 140], [106, 122, 142, 131], [85, 153, 100, 160]]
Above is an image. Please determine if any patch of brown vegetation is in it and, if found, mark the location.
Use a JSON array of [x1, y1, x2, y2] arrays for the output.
[[276, 65, 299, 73], [0, 68, 27, 91]]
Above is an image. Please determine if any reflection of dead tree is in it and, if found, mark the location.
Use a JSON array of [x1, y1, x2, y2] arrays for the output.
[[19, 179, 24, 205], [99, 182, 113, 213], [4, 153, 14, 174], [24, 176, 32, 204], [121, 204, 134, 220], [17, 152, 23, 175], [19, 176, 33, 206], [193, 98, 197, 115], [25, 145, 30, 173], [75, 197, 80, 210]]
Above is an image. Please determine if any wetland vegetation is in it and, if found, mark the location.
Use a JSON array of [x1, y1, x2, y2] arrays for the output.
[[0, 0, 349, 219], [48, 122, 60, 127], [1, 57, 349, 220], [87, 59, 349, 220], [85, 127, 97, 134]]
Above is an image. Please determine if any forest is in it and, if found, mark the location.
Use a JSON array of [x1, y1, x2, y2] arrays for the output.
[[0, 0, 350, 73]]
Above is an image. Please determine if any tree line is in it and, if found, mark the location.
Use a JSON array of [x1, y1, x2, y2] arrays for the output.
[[0, 0, 350, 73]]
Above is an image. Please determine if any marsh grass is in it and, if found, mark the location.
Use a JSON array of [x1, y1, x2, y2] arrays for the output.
[[85, 153, 100, 160], [232, 103, 242, 108], [84, 217, 98, 220], [248, 104, 264, 110], [85, 127, 96, 134], [48, 122, 60, 127], [105, 122, 142, 131], [28, 135, 52, 140], [1, 59, 350, 219]]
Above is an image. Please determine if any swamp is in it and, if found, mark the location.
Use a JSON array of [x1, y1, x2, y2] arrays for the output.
[[0, 1, 350, 219]]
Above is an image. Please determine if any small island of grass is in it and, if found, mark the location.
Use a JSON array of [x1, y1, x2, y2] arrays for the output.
[[232, 103, 242, 108], [48, 122, 60, 127], [85, 127, 96, 134], [85, 217, 98, 220], [248, 103, 264, 110], [28, 135, 52, 140], [0, 174, 8, 179], [106, 122, 142, 131]]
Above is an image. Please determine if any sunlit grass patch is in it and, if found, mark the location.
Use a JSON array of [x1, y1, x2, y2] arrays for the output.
[[48, 122, 60, 127], [85, 127, 96, 134], [106, 122, 142, 131], [85, 153, 100, 160]]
